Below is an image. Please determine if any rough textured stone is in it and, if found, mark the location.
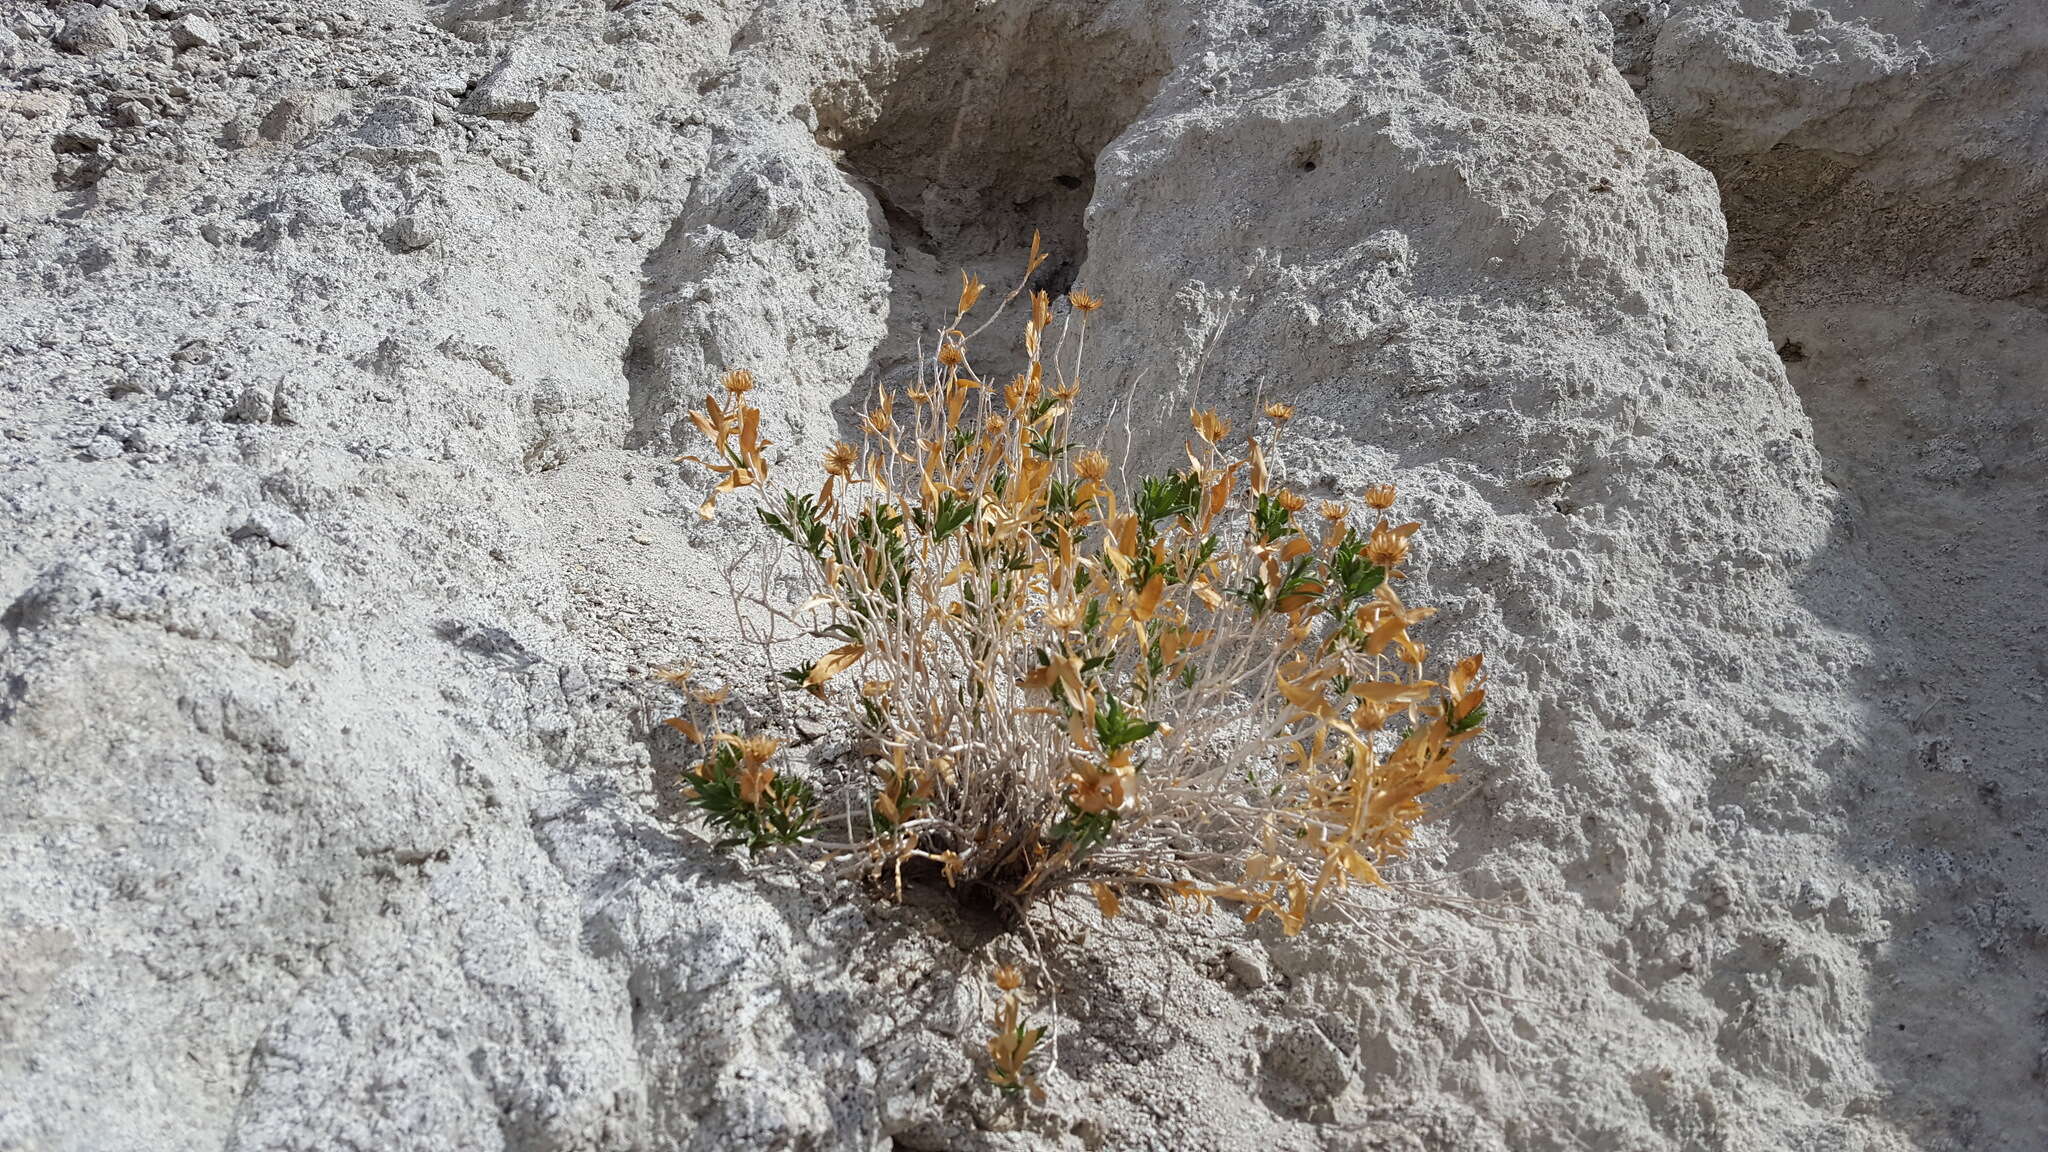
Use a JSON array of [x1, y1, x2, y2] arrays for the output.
[[1, 1, 2042, 1150], [168, 15, 222, 51], [53, 4, 126, 56], [1608, 4, 2048, 1146]]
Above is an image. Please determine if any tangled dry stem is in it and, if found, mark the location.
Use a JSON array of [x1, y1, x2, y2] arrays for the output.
[[670, 233, 1486, 940]]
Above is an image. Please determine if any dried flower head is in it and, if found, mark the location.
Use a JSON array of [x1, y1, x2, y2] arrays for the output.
[[729, 733, 784, 766], [1074, 449, 1111, 481], [1264, 402, 1295, 422], [936, 343, 966, 368], [1364, 483, 1397, 509], [722, 369, 756, 394], [958, 271, 986, 314], [1318, 501, 1349, 522], [1367, 518, 1419, 569], [1191, 408, 1230, 446], [1069, 290, 1103, 312], [823, 441, 858, 478], [1276, 489, 1307, 513], [993, 964, 1024, 992]]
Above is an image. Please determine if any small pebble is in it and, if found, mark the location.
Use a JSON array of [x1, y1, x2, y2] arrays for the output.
[[1225, 945, 1270, 990]]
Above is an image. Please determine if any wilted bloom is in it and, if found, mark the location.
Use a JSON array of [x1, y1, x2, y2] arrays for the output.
[[1066, 761, 1133, 814], [1318, 501, 1349, 522], [1366, 518, 1416, 568], [1397, 634, 1429, 668], [1069, 290, 1103, 311], [714, 733, 784, 806], [993, 965, 1024, 992], [936, 343, 965, 368], [1363, 483, 1397, 509], [822, 441, 858, 478], [1074, 449, 1110, 481], [1264, 402, 1295, 422], [722, 369, 756, 394], [1276, 489, 1307, 513], [731, 733, 784, 767], [736, 764, 775, 806], [958, 271, 986, 314], [1191, 408, 1230, 445], [1352, 697, 1395, 732]]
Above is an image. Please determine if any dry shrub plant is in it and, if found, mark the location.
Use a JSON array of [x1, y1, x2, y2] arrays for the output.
[[668, 235, 1487, 1093]]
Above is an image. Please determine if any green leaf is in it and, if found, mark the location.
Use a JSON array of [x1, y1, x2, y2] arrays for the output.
[[932, 492, 977, 542], [1093, 695, 1159, 751], [1135, 471, 1201, 531], [1049, 805, 1118, 855], [683, 742, 819, 854], [1252, 492, 1293, 543]]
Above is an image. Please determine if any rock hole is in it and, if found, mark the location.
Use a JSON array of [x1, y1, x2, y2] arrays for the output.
[[814, 2, 1168, 399]]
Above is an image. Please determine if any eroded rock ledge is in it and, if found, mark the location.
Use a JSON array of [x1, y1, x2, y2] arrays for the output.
[[2, 1, 2040, 1149]]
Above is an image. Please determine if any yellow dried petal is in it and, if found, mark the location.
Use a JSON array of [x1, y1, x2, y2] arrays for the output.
[[1092, 882, 1122, 918]]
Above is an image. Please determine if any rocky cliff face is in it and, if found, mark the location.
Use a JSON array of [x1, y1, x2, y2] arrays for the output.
[[1, 1, 2040, 1150], [1616, 2, 2048, 1143]]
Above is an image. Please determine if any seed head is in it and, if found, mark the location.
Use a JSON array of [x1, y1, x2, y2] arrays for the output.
[[1318, 501, 1349, 522], [936, 343, 966, 368], [1363, 483, 1397, 509], [721, 369, 756, 395], [1074, 450, 1110, 481], [993, 965, 1024, 992], [1068, 290, 1103, 312], [1276, 489, 1307, 513], [1264, 402, 1295, 422]]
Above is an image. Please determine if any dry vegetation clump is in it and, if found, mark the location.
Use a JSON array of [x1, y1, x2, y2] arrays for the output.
[[668, 235, 1486, 939]]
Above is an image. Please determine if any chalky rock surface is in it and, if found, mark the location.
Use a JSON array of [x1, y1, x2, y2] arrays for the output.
[[1, 1, 2041, 1149]]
